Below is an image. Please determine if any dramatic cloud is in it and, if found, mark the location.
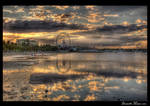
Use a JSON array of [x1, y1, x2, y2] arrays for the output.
[[96, 24, 146, 34], [3, 20, 87, 33], [3, 6, 147, 49], [76, 24, 147, 35]]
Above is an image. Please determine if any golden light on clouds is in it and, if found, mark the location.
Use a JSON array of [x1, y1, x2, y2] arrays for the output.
[[57, 29, 88, 34], [72, 6, 80, 10], [3, 17, 16, 23], [3, 32, 48, 39], [104, 21, 113, 26], [3, 31, 58, 43], [3, 6, 147, 49], [122, 21, 129, 26], [142, 20, 147, 25], [85, 6, 96, 10], [136, 19, 142, 23], [87, 12, 104, 23], [3, 9, 13, 13], [123, 77, 131, 82], [136, 19, 147, 25], [15, 8, 24, 13]]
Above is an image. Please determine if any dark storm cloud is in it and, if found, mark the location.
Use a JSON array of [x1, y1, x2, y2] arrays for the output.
[[119, 36, 147, 43], [76, 24, 146, 35], [3, 20, 87, 33], [95, 36, 147, 47], [96, 24, 146, 34], [71, 33, 146, 47], [96, 42, 123, 47]]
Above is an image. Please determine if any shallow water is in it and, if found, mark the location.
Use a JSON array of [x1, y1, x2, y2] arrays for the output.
[[3, 52, 147, 101]]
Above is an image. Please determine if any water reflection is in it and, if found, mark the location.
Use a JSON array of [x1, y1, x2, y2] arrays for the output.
[[3, 52, 147, 101], [56, 54, 71, 73]]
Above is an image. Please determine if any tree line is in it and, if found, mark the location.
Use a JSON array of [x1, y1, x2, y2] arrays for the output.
[[3, 41, 58, 52]]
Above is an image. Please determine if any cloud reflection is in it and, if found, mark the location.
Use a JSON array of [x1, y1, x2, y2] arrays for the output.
[[3, 52, 147, 101]]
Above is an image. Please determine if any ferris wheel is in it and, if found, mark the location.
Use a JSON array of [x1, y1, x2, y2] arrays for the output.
[[56, 33, 71, 50]]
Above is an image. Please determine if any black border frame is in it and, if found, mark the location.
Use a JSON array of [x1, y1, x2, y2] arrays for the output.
[[0, 0, 149, 105]]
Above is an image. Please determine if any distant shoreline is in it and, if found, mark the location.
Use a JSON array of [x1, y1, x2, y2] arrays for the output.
[[3, 49, 147, 56]]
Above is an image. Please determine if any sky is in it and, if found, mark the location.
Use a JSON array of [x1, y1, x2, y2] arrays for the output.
[[3, 6, 147, 49]]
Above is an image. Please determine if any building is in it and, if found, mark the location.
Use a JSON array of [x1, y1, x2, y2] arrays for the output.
[[16, 39, 38, 46]]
